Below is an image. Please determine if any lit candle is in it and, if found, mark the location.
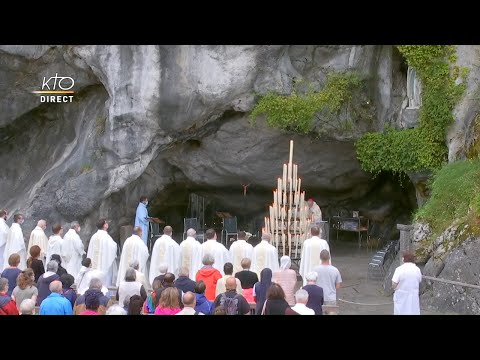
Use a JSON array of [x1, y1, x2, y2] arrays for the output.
[[293, 164, 297, 188]]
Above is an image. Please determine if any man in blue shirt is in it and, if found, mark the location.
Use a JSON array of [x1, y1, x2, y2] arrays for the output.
[[39, 280, 73, 315], [135, 196, 150, 246]]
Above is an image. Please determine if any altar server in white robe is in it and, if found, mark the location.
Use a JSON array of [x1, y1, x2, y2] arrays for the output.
[[86, 219, 118, 287], [0, 210, 9, 272], [179, 228, 203, 280], [201, 228, 230, 276], [229, 230, 253, 274], [392, 252, 422, 315], [299, 226, 331, 285], [116, 226, 149, 287], [46, 224, 64, 265], [3, 213, 27, 270], [251, 233, 279, 278], [149, 226, 180, 284], [27, 219, 49, 266], [62, 221, 85, 278]]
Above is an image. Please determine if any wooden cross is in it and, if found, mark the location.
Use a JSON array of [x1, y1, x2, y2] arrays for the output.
[[241, 183, 251, 197]]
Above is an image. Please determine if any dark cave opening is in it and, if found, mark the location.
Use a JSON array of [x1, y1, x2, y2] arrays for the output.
[[145, 172, 418, 245]]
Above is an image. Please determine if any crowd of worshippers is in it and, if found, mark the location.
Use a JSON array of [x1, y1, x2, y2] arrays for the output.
[[0, 209, 344, 315]]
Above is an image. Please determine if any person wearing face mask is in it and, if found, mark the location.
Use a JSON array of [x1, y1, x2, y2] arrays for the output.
[[3, 214, 27, 270], [62, 221, 85, 279], [135, 196, 151, 247], [0, 210, 9, 272]]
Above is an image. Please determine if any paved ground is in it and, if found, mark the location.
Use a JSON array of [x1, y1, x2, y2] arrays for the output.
[[292, 240, 459, 315]]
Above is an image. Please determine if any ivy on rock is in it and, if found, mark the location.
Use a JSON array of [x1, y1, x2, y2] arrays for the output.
[[356, 45, 467, 176]]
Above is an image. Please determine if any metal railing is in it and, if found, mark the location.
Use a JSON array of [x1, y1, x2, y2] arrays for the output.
[[422, 275, 480, 290]]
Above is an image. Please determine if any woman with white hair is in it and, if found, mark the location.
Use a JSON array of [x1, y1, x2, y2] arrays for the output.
[[272, 256, 297, 305], [195, 253, 222, 301], [106, 304, 127, 315], [291, 289, 315, 315], [302, 271, 324, 315]]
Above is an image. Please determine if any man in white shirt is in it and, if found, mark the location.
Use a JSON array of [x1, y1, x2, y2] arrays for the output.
[[392, 252, 422, 315], [0, 210, 9, 272], [62, 221, 85, 278], [251, 233, 279, 278], [27, 219, 48, 266], [176, 291, 204, 315], [307, 198, 322, 222], [86, 219, 118, 287], [149, 226, 181, 282], [299, 226, 330, 285], [291, 289, 315, 315], [46, 224, 64, 265], [116, 226, 149, 287], [229, 231, 253, 274], [179, 228, 203, 280], [201, 229, 230, 276], [4, 213, 27, 270]]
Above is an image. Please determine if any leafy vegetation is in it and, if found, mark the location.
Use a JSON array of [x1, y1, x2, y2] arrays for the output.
[[356, 45, 467, 176], [250, 71, 364, 135], [415, 159, 480, 244], [80, 164, 93, 174]]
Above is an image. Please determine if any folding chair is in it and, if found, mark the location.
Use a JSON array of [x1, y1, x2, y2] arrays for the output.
[[149, 223, 162, 253], [222, 217, 238, 247]]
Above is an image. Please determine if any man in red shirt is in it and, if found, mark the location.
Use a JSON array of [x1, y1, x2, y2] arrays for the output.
[[0, 277, 19, 315]]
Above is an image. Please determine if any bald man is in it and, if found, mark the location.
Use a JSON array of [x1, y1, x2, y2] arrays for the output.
[[39, 280, 73, 315], [149, 226, 181, 284], [176, 291, 204, 315], [28, 220, 49, 266], [179, 228, 202, 279], [213, 276, 251, 315]]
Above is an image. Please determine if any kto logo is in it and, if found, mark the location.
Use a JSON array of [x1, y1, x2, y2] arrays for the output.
[[32, 73, 75, 103]]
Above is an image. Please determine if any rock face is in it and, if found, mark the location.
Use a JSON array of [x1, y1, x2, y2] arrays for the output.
[[449, 45, 480, 161], [0, 45, 466, 245], [421, 236, 480, 314]]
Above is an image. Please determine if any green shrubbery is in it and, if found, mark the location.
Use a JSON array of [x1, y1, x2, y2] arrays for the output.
[[415, 159, 480, 241], [250, 72, 363, 134], [356, 45, 467, 176]]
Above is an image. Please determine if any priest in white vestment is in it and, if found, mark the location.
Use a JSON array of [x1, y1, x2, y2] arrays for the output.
[[86, 219, 118, 287], [201, 229, 230, 276], [299, 226, 331, 285], [27, 219, 49, 266], [46, 224, 64, 265], [3, 214, 27, 270], [62, 221, 85, 278], [229, 230, 253, 274], [0, 210, 9, 272], [149, 226, 180, 284], [251, 233, 279, 278], [392, 252, 422, 315], [179, 228, 203, 280], [116, 226, 149, 287]]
